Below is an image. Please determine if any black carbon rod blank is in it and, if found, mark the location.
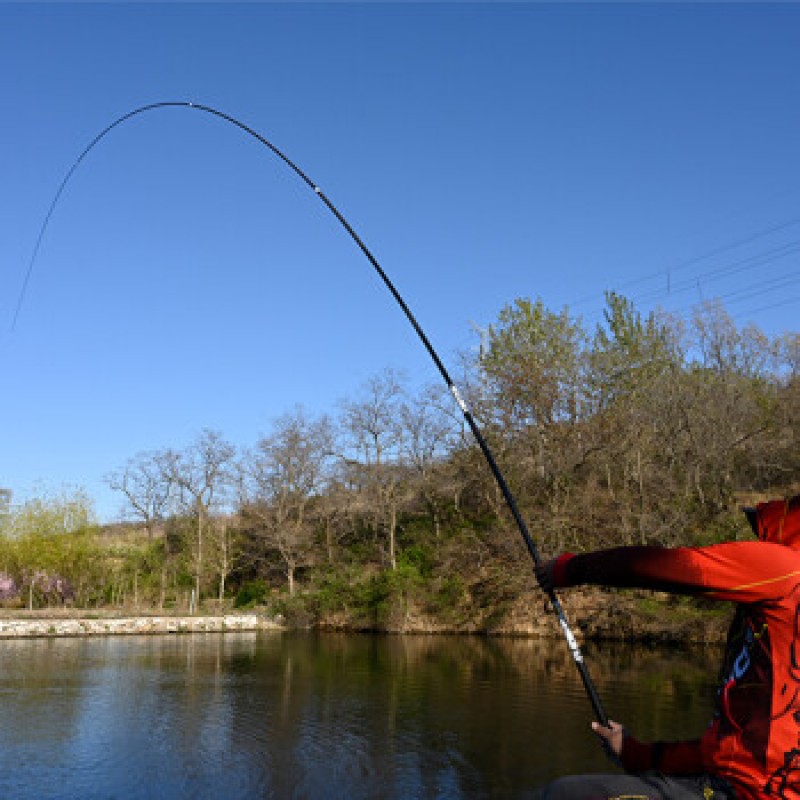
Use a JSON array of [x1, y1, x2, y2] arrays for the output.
[[15, 101, 609, 725]]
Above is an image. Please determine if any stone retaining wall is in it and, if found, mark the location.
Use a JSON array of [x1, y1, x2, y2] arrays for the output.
[[0, 614, 276, 639]]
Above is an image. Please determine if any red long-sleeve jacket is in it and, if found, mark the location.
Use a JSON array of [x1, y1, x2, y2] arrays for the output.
[[550, 497, 800, 800]]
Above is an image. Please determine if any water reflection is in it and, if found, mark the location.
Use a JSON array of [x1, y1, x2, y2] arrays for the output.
[[0, 633, 720, 799]]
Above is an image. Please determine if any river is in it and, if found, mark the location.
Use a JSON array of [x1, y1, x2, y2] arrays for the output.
[[0, 631, 721, 799]]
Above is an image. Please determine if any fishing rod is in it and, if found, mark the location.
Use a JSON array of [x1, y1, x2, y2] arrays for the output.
[[14, 101, 609, 726]]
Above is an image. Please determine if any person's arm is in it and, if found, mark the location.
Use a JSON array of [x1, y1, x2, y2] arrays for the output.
[[593, 721, 704, 775], [541, 541, 800, 603]]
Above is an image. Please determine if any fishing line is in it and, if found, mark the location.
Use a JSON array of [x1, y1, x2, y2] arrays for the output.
[[14, 101, 609, 725]]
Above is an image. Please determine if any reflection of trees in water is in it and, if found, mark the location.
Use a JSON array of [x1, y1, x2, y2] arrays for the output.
[[585, 639, 722, 743], [227, 633, 491, 796], [0, 634, 256, 795], [0, 633, 725, 797], [0, 637, 91, 754], [223, 633, 723, 796]]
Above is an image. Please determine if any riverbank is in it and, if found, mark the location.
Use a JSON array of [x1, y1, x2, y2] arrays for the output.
[[538, 588, 732, 644], [0, 587, 733, 642], [312, 586, 733, 644], [0, 610, 282, 639]]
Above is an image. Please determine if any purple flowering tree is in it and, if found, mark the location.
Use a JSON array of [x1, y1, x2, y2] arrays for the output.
[[23, 570, 75, 609], [0, 572, 19, 602]]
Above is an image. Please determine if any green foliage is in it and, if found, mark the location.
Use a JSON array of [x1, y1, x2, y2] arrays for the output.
[[234, 579, 269, 608], [398, 544, 435, 578], [3, 294, 798, 627], [0, 489, 11, 534], [268, 593, 315, 628], [480, 297, 587, 426], [5, 488, 96, 538], [591, 291, 681, 409], [425, 574, 467, 621], [313, 570, 357, 614]]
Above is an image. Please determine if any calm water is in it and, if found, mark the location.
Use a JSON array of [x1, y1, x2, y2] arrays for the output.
[[0, 631, 721, 799]]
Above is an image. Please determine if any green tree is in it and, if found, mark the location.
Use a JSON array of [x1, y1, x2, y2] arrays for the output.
[[584, 293, 687, 544], [7, 487, 95, 538], [589, 291, 682, 412], [480, 297, 587, 428], [477, 297, 588, 545], [1, 489, 99, 608], [0, 489, 11, 532]]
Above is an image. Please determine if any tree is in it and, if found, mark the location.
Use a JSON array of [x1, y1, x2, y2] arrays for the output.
[[477, 297, 589, 544], [339, 370, 407, 570], [239, 408, 334, 594], [0, 489, 11, 533], [692, 299, 771, 379], [769, 333, 800, 492], [399, 384, 459, 538], [206, 518, 242, 603], [777, 332, 800, 380], [589, 291, 682, 413], [107, 450, 173, 541], [1, 489, 98, 608], [315, 471, 351, 565], [7, 488, 95, 538], [585, 293, 686, 544], [480, 297, 587, 429], [166, 430, 236, 609], [672, 303, 780, 514], [0, 572, 18, 602]]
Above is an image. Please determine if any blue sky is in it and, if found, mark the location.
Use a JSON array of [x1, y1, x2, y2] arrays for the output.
[[1, 2, 798, 522]]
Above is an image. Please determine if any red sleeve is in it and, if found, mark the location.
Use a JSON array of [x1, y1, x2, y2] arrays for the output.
[[622, 734, 704, 775], [556, 542, 800, 603], [550, 553, 576, 587]]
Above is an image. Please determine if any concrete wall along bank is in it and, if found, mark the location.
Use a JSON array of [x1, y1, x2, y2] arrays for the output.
[[0, 614, 271, 638]]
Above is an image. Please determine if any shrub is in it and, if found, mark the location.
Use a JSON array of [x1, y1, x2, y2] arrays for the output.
[[234, 579, 269, 608]]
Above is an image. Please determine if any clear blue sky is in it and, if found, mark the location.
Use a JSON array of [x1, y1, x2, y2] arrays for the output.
[[1, 2, 798, 522]]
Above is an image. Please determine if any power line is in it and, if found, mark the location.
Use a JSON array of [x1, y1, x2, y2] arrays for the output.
[[568, 216, 800, 309]]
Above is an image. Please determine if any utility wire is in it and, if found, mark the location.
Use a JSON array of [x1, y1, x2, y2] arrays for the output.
[[569, 217, 800, 310]]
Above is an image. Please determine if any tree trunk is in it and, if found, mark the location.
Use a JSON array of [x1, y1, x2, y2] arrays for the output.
[[195, 506, 203, 611], [389, 503, 397, 571], [326, 518, 335, 564]]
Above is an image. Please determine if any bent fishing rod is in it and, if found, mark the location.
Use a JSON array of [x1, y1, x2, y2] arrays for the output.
[[14, 101, 609, 726]]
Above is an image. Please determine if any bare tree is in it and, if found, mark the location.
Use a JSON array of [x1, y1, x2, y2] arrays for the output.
[[313, 461, 354, 565], [777, 332, 800, 380], [206, 518, 242, 603], [166, 429, 236, 609], [400, 383, 459, 538], [692, 300, 772, 379], [107, 450, 173, 541], [240, 408, 334, 594], [338, 369, 406, 570]]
